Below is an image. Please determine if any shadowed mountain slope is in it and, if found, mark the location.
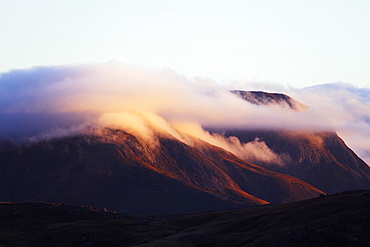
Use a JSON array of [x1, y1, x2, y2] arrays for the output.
[[0, 133, 242, 214], [0, 128, 322, 214]]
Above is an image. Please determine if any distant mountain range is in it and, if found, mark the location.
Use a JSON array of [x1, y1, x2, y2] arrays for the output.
[[0, 91, 369, 214]]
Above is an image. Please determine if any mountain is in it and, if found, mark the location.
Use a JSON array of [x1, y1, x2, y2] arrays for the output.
[[0, 190, 369, 247], [0, 90, 369, 215], [0, 128, 322, 214]]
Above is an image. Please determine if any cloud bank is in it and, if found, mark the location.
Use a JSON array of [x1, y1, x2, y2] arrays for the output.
[[0, 63, 368, 164]]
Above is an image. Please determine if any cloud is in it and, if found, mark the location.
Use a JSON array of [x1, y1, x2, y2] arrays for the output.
[[0, 63, 331, 136], [0, 63, 369, 165]]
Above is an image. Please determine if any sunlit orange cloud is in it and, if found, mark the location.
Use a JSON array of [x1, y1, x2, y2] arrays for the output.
[[97, 111, 288, 165]]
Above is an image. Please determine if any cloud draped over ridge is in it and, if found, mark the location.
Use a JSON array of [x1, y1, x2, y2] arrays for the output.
[[0, 63, 369, 164], [291, 83, 370, 165]]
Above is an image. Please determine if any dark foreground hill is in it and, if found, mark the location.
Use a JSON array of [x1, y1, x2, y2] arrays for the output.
[[0, 190, 369, 247]]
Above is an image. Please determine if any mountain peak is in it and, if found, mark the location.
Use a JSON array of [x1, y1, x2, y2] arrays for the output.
[[231, 90, 308, 111]]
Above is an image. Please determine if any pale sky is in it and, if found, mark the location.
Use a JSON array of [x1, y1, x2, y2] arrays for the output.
[[1, 0, 369, 88]]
